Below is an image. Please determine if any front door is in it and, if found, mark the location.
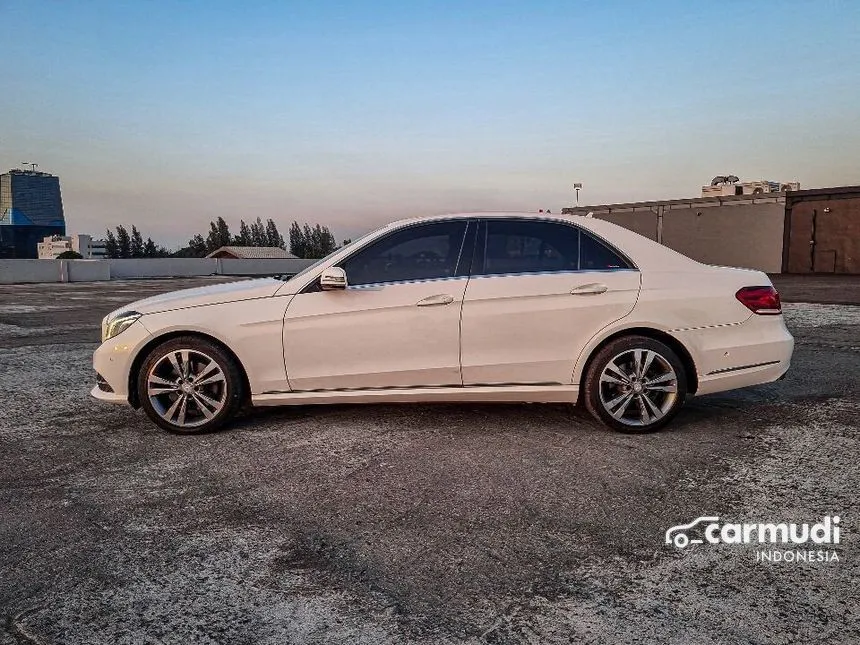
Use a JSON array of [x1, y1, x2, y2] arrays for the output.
[[460, 218, 641, 386], [283, 220, 472, 391]]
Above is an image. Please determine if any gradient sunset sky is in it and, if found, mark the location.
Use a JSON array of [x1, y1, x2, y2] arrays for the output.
[[2, 0, 858, 247]]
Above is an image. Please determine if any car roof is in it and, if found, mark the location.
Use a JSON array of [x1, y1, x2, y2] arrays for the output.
[[390, 211, 574, 226], [387, 211, 702, 272]]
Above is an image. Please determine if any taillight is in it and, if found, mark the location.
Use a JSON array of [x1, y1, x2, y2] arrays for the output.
[[735, 286, 782, 315]]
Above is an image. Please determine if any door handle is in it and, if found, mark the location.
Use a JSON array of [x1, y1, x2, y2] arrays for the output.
[[416, 294, 454, 307], [570, 283, 608, 295]]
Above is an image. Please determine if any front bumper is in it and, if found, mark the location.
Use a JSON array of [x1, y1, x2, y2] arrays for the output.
[[90, 384, 129, 404], [91, 319, 152, 404]]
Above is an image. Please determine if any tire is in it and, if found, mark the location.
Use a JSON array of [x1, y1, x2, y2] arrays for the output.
[[137, 336, 245, 434], [583, 335, 687, 433]]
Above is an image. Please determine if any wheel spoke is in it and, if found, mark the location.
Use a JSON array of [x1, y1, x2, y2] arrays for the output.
[[600, 372, 627, 386], [606, 391, 635, 419], [642, 392, 665, 419], [645, 372, 675, 386], [192, 360, 219, 383], [195, 371, 226, 386], [193, 389, 224, 412], [633, 349, 644, 378], [164, 394, 185, 422], [646, 383, 677, 393], [636, 394, 650, 423], [168, 352, 183, 379], [605, 362, 631, 384], [148, 375, 175, 387], [147, 375, 178, 396], [176, 395, 188, 426], [640, 350, 656, 378], [148, 385, 177, 396], [191, 393, 216, 419]]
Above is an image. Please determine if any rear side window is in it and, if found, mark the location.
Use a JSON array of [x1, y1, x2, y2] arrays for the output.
[[579, 232, 631, 270], [481, 220, 579, 275], [340, 220, 468, 286]]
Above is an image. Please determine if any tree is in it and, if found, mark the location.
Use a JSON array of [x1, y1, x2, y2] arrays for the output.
[[216, 217, 231, 248], [251, 217, 266, 247], [143, 238, 158, 258], [287, 221, 337, 258], [265, 219, 284, 249], [289, 221, 304, 258], [235, 220, 252, 246], [205, 217, 232, 253], [56, 250, 83, 259], [188, 234, 207, 257], [115, 225, 131, 258], [130, 225, 144, 258], [104, 229, 118, 259], [206, 221, 220, 253]]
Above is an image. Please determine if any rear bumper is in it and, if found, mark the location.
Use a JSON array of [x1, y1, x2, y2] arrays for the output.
[[695, 358, 791, 396], [673, 314, 794, 396]]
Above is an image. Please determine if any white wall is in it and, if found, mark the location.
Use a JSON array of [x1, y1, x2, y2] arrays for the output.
[[0, 258, 315, 284], [108, 258, 220, 278], [0, 260, 63, 283]]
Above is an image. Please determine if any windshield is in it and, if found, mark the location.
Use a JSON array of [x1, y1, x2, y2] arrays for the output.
[[281, 230, 375, 283]]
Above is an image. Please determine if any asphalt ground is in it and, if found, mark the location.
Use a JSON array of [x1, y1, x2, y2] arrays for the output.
[[0, 277, 858, 644]]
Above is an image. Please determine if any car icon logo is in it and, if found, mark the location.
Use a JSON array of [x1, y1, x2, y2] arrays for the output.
[[665, 516, 721, 548]]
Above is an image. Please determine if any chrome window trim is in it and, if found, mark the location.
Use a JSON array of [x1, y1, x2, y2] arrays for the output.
[[346, 275, 469, 290], [469, 267, 640, 280], [344, 267, 639, 290]]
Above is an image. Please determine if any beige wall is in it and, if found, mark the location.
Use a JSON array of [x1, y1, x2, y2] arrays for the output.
[[659, 203, 785, 272], [596, 211, 659, 241]]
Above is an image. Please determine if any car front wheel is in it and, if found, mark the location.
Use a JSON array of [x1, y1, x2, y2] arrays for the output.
[[137, 336, 245, 434], [583, 335, 687, 433]]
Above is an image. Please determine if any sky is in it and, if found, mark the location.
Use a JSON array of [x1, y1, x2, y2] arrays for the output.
[[2, 0, 859, 248]]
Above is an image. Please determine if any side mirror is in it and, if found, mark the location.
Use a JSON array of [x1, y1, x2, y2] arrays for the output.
[[319, 266, 347, 290]]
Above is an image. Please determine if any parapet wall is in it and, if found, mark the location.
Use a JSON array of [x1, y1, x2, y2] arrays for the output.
[[0, 258, 315, 284]]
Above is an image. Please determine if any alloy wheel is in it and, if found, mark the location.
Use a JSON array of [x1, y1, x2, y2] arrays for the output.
[[146, 349, 228, 429], [597, 348, 679, 427]]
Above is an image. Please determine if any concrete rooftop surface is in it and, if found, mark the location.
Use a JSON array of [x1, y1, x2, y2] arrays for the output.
[[0, 277, 858, 644]]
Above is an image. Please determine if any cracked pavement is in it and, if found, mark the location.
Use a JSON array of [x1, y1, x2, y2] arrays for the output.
[[0, 277, 858, 644]]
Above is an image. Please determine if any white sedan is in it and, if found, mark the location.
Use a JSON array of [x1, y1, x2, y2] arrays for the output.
[[92, 212, 793, 434]]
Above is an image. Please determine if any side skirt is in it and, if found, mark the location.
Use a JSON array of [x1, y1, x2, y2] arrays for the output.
[[251, 384, 580, 407]]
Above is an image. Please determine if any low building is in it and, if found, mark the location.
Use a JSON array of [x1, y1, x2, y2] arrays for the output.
[[37, 234, 107, 259], [702, 176, 801, 198], [563, 183, 860, 274], [206, 246, 297, 259]]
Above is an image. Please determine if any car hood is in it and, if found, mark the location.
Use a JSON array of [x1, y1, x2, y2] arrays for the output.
[[112, 278, 284, 317]]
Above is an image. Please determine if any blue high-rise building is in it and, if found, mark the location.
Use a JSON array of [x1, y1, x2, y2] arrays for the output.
[[0, 169, 66, 258]]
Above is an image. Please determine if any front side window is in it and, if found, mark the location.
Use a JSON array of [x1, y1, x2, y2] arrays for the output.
[[480, 219, 580, 275], [340, 220, 468, 286]]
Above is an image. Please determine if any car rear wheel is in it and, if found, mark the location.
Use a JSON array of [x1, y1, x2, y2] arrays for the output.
[[583, 335, 687, 433], [137, 336, 245, 434]]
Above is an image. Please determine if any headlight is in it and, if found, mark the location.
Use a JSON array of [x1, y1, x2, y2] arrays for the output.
[[101, 311, 141, 342]]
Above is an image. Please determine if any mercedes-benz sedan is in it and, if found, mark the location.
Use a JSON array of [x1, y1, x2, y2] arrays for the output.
[[92, 212, 793, 434]]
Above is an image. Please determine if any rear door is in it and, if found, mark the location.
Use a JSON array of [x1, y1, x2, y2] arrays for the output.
[[460, 218, 641, 386]]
